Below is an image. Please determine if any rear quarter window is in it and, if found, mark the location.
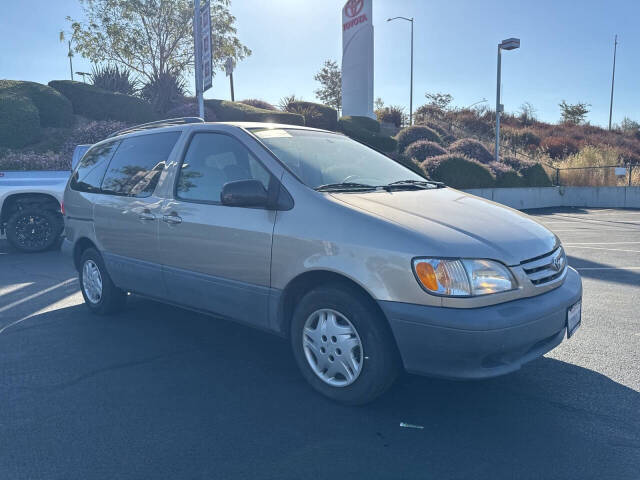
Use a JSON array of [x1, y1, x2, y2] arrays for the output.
[[69, 141, 120, 193], [101, 131, 181, 197]]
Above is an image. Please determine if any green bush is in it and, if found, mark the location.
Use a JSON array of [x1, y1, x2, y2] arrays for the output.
[[448, 138, 493, 164], [521, 162, 552, 187], [396, 125, 441, 153], [404, 140, 447, 162], [286, 101, 338, 130], [0, 93, 41, 148], [48, 80, 155, 123], [490, 162, 527, 187], [239, 99, 277, 111], [338, 116, 396, 152], [421, 154, 495, 189], [0, 80, 73, 127], [205, 99, 304, 125]]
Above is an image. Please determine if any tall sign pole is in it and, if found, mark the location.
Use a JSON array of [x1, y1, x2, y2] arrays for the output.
[[201, 1, 212, 93], [225, 57, 235, 101], [193, 0, 204, 119], [608, 34, 618, 131], [341, 0, 374, 118]]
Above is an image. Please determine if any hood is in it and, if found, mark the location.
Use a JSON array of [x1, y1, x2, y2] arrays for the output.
[[330, 188, 557, 266]]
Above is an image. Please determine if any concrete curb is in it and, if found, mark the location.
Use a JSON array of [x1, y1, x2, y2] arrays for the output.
[[464, 186, 640, 209]]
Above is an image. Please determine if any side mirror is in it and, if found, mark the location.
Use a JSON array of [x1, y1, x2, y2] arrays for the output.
[[221, 179, 269, 208]]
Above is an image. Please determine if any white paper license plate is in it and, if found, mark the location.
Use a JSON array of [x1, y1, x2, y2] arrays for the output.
[[567, 300, 582, 338]]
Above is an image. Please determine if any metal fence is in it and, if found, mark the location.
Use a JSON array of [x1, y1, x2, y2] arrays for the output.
[[543, 163, 640, 187]]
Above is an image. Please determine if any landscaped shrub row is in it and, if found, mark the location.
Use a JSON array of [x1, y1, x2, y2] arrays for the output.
[[204, 99, 304, 125], [396, 125, 441, 153], [0, 80, 73, 128], [338, 116, 397, 152], [49, 80, 155, 124], [0, 93, 41, 148], [286, 101, 338, 131], [448, 138, 493, 164], [404, 140, 447, 163], [421, 154, 495, 189]]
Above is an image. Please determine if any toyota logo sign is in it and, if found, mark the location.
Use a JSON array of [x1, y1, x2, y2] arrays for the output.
[[344, 0, 364, 18]]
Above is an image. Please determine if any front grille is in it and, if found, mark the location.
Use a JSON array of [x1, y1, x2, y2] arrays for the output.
[[520, 246, 566, 286]]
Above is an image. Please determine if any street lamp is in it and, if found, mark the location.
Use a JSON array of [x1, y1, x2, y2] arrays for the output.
[[387, 16, 414, 125], [76, 72, 91, 84], [495, 37, 520, 162]]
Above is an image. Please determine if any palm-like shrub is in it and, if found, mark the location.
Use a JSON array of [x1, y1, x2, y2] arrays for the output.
[[139, 72, 186, 114], [404, 140, 447, 163], [396, 125, 441, 153], [448, 138, 493, 164], [91, 65, 138, 96]]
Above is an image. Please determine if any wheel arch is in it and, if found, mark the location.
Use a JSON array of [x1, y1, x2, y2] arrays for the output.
[[277, 270, 392, 339], [1, 193, 61, 225], [73, 237, 98, 271]]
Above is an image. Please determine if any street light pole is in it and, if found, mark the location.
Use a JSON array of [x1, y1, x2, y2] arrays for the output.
[[608, 34, 618, 131], [495, 37, 520, 163], [193, 0, 204, 119], [387, 16, 414, 125]]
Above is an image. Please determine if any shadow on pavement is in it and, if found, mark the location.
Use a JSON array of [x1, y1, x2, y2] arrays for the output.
[[568, 254, 640, 286], [2, 299, 638, 479]]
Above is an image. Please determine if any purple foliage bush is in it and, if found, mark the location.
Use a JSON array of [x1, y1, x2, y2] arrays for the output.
[[0, 150, 68, 171], [448, 138, 494, 164], [404, 140, 447, 162]]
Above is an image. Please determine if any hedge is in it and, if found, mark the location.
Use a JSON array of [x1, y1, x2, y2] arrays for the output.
[[0, 93, 41, 148], [421, 154, 495, 189], [520, 162, 552, 187], [396, 125, 441, 153], [338, 116, 397, 152], [448, 138, 493, 164], [0, 80, 73, 128], [49, 80, 155, 124], [288, 101, 338, 131], [489, 162, 527, 187], [404, 140, 447, 163], [204, 99, 304, 125]]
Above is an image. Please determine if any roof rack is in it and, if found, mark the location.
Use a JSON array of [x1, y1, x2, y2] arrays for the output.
[[108, 117, 204, 138]]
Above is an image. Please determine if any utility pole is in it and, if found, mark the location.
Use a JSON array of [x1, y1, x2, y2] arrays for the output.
[[608, 34, 618, 131], [193, 0, 204, 119]]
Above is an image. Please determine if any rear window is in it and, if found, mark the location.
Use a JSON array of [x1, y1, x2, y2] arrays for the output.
[[100, 131, 181, 197], [69, 141, 120, 193]]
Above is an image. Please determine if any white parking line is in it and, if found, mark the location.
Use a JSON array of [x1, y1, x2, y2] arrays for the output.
[[564, 246, 640, 253], [575, 267, 640, 271], [0, 282, 33, 296], [564, 242, 640, 245], [0, 291, 81, 335]]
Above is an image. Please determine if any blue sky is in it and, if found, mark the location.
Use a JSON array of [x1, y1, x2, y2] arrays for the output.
[[1, 0, 637, 126]]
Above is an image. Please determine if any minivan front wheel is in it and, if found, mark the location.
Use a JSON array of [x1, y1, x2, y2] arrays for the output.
[[79, 248, 126, 315], [291, 285, 399, 405]]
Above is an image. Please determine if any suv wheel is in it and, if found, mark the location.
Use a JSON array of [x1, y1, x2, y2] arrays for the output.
[[79, 248, 126, 314], [290, 285, 400, 405], [6, 207, 62, 253]]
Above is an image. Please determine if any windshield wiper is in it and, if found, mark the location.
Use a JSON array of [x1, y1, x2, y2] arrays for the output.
[[386, 179, 445, 189], [315, 182, 377, 192]]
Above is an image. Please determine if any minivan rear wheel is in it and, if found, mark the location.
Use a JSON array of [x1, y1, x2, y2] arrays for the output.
[[290, 285, 400, 405], [79, 248, 126, 315]]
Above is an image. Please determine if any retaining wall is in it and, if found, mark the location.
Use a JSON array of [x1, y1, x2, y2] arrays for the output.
[[464, 186, 640, 209]]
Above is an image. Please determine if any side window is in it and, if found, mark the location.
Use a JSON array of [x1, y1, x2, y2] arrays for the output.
[[69, 141, 120, 193], [176, 132, 272, 203], [101, 131, 181, 197]]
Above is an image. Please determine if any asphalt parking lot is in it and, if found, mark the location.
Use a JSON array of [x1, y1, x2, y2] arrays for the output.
[[1, 207, 639, 479]]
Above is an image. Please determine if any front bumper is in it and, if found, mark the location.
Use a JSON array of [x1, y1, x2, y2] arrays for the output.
[[379, 267, 582, 379]]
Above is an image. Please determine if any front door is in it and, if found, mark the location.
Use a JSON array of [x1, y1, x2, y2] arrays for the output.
[[159, 132, 276, 328]]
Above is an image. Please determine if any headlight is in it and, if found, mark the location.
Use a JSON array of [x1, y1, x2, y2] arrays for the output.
[[412, 258, 516, 297]]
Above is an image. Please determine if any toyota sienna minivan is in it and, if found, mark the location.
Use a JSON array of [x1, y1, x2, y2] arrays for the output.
[[63, 118, 582, 404]]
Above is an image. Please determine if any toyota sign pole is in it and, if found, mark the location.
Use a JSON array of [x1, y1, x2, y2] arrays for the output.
[[193, 0, 204, 118], [225, 57, 235, 102]]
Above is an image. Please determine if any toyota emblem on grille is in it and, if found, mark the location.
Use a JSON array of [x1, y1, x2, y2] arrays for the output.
[[552, 254, 564, 271]]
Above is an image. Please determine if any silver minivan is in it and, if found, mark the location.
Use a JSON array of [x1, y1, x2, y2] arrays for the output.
[[63, 118, 582, 404]]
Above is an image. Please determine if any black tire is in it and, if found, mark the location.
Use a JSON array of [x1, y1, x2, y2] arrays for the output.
[[290, 285, 400, 405], [79, 248, 127, 315], [6, 207, 63, 253]]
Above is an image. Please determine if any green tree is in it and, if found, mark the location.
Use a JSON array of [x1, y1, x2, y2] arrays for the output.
[[66, 0, 251, 85], [424, 92, 453, 111], [559, 100, 590, 125], [314, 60, 341, 111]]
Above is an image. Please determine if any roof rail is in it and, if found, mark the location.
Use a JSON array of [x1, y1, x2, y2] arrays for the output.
[[108, 117, 204, 138]]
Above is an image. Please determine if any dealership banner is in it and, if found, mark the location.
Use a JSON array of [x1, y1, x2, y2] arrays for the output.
[[341, 0, 374, 118]]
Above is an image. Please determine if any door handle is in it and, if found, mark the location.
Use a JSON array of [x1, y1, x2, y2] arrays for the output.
[[163, 214, 182, 225], [138, 212, 156, 221]]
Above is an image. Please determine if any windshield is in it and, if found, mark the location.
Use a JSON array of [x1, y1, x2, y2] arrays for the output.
[[250, 128, 426, 189]]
